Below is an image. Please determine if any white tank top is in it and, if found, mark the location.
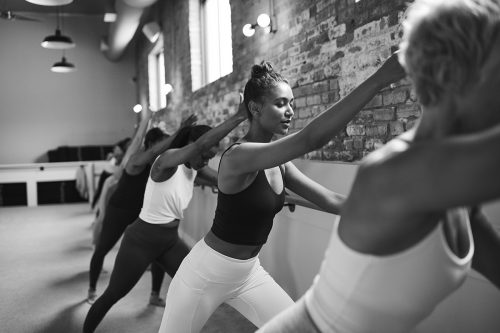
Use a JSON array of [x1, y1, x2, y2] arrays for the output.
[[305, 208, 473, 333], [139, 164, 197, 224]]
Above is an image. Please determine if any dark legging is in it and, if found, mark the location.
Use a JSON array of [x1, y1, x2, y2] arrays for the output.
[[89, 204, 164, 293], [83, 219, 190, 333]]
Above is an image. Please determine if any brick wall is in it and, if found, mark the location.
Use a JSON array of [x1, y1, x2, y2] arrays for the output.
[[136, 0, 420, 162]]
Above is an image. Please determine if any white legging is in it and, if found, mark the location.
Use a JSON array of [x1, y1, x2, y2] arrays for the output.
[[159, 239, 294, 333]]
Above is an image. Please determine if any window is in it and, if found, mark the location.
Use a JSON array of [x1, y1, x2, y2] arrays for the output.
[[190, 0, 233, 90], [148, 35, 167, 111]]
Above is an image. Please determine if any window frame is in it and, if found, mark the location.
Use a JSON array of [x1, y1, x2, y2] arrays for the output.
[[147, 35, 167, 112], [190, 0, 233, 91]]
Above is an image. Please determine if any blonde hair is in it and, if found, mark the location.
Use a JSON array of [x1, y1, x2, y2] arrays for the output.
[[399, 0, 500, 106]]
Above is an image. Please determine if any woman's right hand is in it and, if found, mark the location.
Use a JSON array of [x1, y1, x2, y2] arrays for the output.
[[376, 51, 407, 86], [235, 93, 248, 119]]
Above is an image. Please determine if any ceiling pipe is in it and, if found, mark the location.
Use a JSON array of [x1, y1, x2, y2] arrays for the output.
[[103, 0, 158, 61]]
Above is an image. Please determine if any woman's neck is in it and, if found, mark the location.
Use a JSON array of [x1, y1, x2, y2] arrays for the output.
[[414, 101, 460, 142], [243, 123, 274, 143]]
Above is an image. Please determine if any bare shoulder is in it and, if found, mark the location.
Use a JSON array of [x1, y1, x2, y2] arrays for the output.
[[218, 142, 246, 174], [345, 135, 415, 217], [218, 142, 260, 192]]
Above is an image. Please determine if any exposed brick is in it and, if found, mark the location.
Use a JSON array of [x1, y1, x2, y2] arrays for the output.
[[383, 88, 408, 105], [312, 80, 329, 93], [312, 69, 326, 81], [142, 0, 418, 163], [317, 31, 330, 44], [396, 103, 422, 118], [332, 51, 345, 62], [343, 138, 354, 150], [366, 124, 388, 137], [337, 31, 354, 48], [321, 92, 330, 104], [356, 110, 373, 122], [328, 23, 346, 40], [309, 5, 317, 18], [283, 38, 295, 50], [300, 39, 316, 53], [297, 107, 312, 119], [311, 105, 325, 117], [347, 124, 365, 136], [308, 46, 321, 58], [306, 94, 322, 106], [348, 46, 362, 53], [295, 97, 307, 108], [301, 63, 314, 74], [353, 137, 364, 149], [329, 91, 340, 103], [294, 84, 313, 97], [364, 138, 375, 150], [279, 51, 289, 62], [390, 120, 405, 135], [329, 79, 339, 90], [324, 63, 341, 78], [373, 108, 395, 121]]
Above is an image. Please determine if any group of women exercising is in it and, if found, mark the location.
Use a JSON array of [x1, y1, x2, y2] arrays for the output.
[[83, 0, 500, 332]]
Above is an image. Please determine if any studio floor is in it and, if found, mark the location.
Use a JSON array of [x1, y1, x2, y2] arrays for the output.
[[0, 203, 255, 333]]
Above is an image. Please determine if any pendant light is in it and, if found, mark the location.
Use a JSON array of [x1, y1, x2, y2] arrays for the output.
[[25, 1, 74, 5], [51, 51, 76, 73], [41, 8, 75, 49]]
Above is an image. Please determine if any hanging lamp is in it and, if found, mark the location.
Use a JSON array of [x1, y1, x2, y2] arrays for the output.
[[41, 8, 75, 49], [51, 52, 76, 73], [25, 0, 74, 5]]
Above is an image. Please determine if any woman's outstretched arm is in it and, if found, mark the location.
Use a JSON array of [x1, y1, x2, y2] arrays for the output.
[[125, 115, 197, 174], [224, 53, 406, 175], [153, 97, 247, 171], [283, 162, 346, 215], [119, 109, 152, 172]]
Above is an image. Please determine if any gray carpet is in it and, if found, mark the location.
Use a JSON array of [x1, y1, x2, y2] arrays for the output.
[[0, 204, 256, 333]]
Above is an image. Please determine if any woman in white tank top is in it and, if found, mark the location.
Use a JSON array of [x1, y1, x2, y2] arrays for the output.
[[258, 0, 500, 332], [83, 104, 248, 333]]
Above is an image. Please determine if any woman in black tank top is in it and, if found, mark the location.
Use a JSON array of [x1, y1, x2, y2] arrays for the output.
[[159, 54, 406, 332]]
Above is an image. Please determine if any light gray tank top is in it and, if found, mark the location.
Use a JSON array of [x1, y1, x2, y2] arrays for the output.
[[305, 208, 473, 333], [139, 164, 197, 224]]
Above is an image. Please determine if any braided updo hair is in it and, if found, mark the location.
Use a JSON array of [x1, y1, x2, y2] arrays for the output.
[[243, 61, 288, 119]]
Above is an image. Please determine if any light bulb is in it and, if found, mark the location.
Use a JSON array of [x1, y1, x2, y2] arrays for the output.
[[242, 23, 255, 37], [257, 14, 271, 28], [164, 83, 173, 95], [133, 104, 143, 113]]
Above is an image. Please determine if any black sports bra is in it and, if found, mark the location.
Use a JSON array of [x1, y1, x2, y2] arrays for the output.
[[210, 144, 285, 245]]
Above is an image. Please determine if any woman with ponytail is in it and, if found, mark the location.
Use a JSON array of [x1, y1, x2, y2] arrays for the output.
[[159, 55, 405, 332]]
